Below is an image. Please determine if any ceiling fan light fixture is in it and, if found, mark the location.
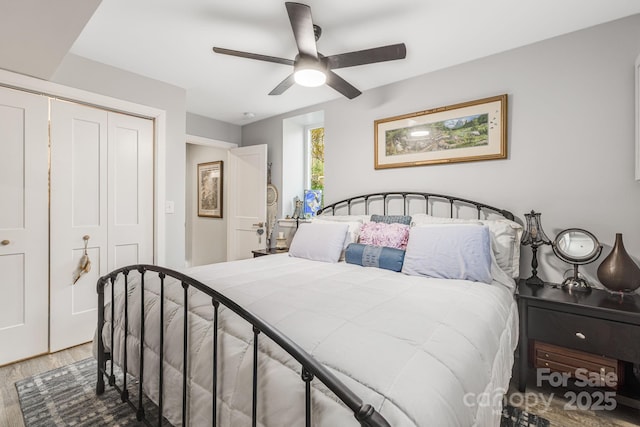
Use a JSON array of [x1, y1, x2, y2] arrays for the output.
[[213, 3, 406, 98], [294, 67, 326, 87]]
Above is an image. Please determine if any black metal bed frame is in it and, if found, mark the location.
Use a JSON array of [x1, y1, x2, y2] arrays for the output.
[[317, 191, 514, 221], [96, 191, 514, 427]]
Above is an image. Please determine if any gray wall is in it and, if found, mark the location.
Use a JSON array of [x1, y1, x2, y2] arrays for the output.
[[242, 14, 640, 285], [186, 112, 241, 145], [185, 144, 228, 266]]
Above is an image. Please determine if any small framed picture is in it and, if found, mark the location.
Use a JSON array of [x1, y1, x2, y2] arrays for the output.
[[198, 161, 223, 218], [303, 189, 322, 217]]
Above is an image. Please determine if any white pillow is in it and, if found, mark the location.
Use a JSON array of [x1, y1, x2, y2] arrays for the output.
[[402, 224, 493, 284], [480, 219, 523, 279], [410, 213, 523, 278], [312, 216, 366, 252], [288, 222, 349, 263]]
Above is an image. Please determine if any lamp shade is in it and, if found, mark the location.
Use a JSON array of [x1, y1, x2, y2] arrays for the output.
[[293, 56, 327, 87], [521, 210, 550, 246], [294, 68, 326, 87]]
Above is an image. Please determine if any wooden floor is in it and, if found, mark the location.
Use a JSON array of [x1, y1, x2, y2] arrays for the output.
[[0, 343, 92, 427], [506, 382, 640, 427], [1, 345, 639, 426]]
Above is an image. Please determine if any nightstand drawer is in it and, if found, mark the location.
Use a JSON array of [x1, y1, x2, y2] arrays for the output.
[[534, 341, 622, 389], [528, 307, 640, 362]]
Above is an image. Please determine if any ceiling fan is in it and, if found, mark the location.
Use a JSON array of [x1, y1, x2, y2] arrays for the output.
[[212, 2, 407, 99]]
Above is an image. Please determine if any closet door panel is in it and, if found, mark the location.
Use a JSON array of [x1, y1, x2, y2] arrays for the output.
[[50, 100, 108, 352], [108, 112, 154, 271], [0, 254, 24, 329], [71, 119, 102, 226], [50, 103, 154, 352], [0, 87, 48, 365]]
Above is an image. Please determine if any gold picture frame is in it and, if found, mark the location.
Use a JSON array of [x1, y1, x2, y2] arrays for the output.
[[374, 94, 507, 169], [197, 161, 223, 218]]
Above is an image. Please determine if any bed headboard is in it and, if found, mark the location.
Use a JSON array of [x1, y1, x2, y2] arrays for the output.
[[316, 191, 515, 221]]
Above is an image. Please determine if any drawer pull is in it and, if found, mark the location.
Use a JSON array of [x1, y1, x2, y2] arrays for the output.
[[1, 239, 9, 246], [544, 353, 549, 358], [544, 362, 549, 367], [575, 332, 586, 339]]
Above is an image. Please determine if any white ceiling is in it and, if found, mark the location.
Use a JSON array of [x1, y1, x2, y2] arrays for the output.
[[11, 1, 640, 125]]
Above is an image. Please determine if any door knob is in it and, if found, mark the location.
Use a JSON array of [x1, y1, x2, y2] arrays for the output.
[[1, 240, 9, 246], [252, 222, 264, 227]]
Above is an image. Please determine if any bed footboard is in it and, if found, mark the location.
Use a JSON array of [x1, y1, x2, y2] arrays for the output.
[[96, 264, 390, 427]]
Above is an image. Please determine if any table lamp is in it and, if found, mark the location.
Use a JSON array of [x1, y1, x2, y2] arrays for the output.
[[521, 210, 551, 286]]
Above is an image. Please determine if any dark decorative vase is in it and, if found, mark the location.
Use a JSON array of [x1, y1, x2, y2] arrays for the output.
[[597, 233, 640, 293]]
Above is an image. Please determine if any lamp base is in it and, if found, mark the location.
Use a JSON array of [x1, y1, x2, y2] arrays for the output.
[[525, 275, 545, 286], [561, 276, 591, 293]]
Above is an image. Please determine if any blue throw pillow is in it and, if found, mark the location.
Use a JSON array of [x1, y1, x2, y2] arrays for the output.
[[345, 243, 406, 272], [371, 214, 412, 225]]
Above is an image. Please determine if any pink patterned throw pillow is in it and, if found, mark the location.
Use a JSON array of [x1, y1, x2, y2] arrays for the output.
[[358, 222, 410, 250]]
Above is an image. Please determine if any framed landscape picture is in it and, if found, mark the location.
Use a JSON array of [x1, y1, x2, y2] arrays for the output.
[[198, 161, 223, 218], [374, 94, 507, 169]]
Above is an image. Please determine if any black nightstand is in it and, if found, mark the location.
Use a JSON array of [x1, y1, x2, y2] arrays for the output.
[[251, 248, 288, 258], [517, 280, 640, 407]]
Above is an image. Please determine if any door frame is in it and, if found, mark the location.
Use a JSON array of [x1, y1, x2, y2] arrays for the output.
[[0, 68, 167, 265], [185, 135, 238, 266]]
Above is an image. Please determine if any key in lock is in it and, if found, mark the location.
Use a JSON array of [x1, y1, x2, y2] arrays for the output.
[[256, 227, 264, 243]]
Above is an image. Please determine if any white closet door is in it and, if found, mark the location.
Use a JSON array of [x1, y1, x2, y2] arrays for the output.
[[0, 87, 49, 365], [107, 112, 154, 270], [50, 100, 109, 352], [50, 100, 154, 352]]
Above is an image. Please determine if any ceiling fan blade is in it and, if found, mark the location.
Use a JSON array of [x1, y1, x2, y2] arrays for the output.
[[269, 74, 296, 95], [285, 2, 318, 59], [326, 43, 406, 69], [213, 47, 294, 66], [326, 71, 361, 99]]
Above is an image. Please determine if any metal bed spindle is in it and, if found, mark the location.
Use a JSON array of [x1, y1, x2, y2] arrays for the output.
[[302, 367, 314, 427], [109, 276, 116, 387], [138, 267, 146, 421], [158, 272, 166, 426], [252, 326, 260, 427], [122, 271, 129, 402], [182, 282, 189, 427], [212, 299, 220, 426]]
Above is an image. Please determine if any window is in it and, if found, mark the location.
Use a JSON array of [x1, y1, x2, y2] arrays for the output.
[[307, 126, 324, 192], [282, 111, 323, 218]]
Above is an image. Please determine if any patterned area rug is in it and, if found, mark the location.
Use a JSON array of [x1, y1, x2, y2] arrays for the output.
[[17, 358, 550, 426], [501, 404, 551, 427], [15, 358, 165, 427]]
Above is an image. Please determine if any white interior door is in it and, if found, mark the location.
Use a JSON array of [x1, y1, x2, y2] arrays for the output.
[[227, 145, 267, 261], [108, 112, 154, 270], [50, 100, 108, 352], [50, 101, 154, 352], [0, 87, 49, 365]]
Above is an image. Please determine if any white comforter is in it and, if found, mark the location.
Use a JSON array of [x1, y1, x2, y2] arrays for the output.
[[101, 254, 518, 427]]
